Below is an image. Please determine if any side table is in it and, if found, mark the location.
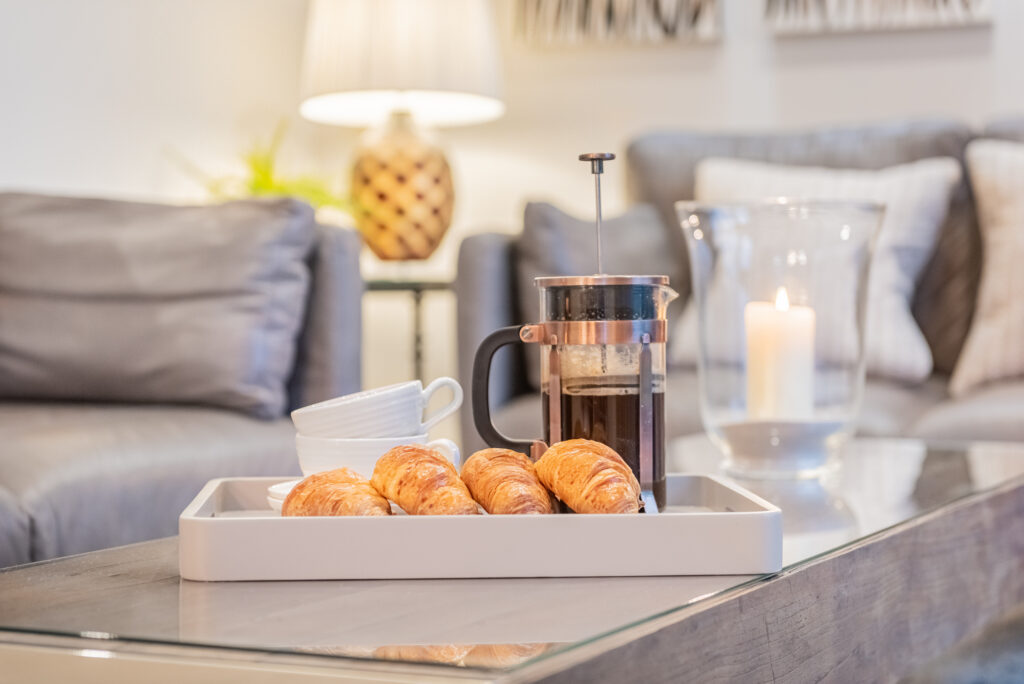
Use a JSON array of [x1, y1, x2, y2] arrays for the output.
[[365, 279, 452, 381]]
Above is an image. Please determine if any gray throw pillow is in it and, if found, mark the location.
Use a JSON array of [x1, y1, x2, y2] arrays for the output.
[[0, 193, 316, 418], [516, 201, 684, 389]]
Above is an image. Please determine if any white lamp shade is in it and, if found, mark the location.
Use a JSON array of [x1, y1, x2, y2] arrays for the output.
[[300, 0, 505, 127]]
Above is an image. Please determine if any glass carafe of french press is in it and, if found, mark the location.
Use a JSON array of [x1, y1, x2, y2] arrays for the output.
[[471, 154, 677, 510]]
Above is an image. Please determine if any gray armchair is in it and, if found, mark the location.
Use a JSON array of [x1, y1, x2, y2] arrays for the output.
[[0, 196, 363, 568]]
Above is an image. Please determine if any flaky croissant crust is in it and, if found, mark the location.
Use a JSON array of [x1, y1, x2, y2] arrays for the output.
[[282, 467, 392, 517], [462, 642, 550, 668], [535, 439, 641, 514], [371, 445, 480, 515], [460, 448, 554, 515], [373, 644, 473, 664]]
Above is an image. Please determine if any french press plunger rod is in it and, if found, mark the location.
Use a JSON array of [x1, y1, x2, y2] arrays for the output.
[[579, 152, 614, 274]]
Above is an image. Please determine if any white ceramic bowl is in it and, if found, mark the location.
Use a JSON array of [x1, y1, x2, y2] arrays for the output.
[[267, 479, 301, 513], [290, 377, 463, 438], [295, 433, 461, 479]]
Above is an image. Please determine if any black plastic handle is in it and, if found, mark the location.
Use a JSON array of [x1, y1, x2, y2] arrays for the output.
[[471, 325, 537, 453]]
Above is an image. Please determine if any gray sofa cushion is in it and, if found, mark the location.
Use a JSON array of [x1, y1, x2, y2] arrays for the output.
[[515, 201, 684, 388], [0, 485, 31, 567], [984, 116, 1024, 141], [0, 194, 315, 419], [0, 401, 298, 565], [287, 223, 364, 410], [456, 233, 531, 453], [910, 382, 1024, 443], [486, 370, 947, 456], [858, 376, 948, 437], [625, 119, 977, 375]]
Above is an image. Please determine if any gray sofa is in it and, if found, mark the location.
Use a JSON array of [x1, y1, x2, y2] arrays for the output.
[[0, 196, 363, 568], [456, 117, 1024, 454]]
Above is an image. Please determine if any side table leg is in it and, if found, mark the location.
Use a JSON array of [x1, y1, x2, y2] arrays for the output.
[[413, 288, 424, 381]]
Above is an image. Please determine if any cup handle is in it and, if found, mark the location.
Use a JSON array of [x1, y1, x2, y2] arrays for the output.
[[427, 438, 462, 468], [420, 377, 464, 432]]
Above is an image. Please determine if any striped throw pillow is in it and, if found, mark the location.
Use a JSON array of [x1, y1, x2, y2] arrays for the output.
[[950, 140, 1024, 395]]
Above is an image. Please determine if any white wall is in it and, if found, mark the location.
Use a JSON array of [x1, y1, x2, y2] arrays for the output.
[[2, 0, 1023, 438]]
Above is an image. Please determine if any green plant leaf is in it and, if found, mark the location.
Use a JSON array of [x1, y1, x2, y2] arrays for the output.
[[176, 121, 353, 214]]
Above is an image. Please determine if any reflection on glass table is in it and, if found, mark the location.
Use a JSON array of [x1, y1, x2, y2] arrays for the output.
[[669, 437, 1024, 566], [1, 438, 1023, 676]]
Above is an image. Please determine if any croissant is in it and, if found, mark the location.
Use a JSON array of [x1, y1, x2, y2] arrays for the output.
[[282, 467, 392, 517], [463, 643, 550, 668], [373, 644, 472, 664], [460, 448, 554, 515], [371, 444, 480, 515], [534, 439, 641, 514]]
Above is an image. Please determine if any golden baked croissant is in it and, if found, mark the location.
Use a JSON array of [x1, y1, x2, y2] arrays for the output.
[[373, 644, 472, 664], [460, 448, 554, 514], [282, 467, 392, 517], [462, 643, 550, 668], [371, 445, 480, 515], [534, 439, 641, 514]]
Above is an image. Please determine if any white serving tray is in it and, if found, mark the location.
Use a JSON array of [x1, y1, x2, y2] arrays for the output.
[[179, 475, 782, 581]]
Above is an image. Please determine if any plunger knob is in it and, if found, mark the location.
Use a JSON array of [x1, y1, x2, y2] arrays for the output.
[[579, 152, 616, 175]]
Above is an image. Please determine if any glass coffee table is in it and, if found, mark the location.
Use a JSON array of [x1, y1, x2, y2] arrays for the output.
[[1, 437, 1023, 683]]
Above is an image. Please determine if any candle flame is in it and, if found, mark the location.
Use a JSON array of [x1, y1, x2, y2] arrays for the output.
[[775, 287, 790, 312]]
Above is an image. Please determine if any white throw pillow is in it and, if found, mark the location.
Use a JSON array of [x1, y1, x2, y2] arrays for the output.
[[950, 139, 1024, 396], [671, 156, 962, 383]]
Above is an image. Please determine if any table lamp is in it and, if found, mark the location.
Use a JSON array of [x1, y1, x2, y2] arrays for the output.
[[299, 0, 505, 260]]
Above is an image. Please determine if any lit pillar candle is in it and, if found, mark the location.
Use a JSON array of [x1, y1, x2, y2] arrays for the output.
[[744, 287, 816, 421]]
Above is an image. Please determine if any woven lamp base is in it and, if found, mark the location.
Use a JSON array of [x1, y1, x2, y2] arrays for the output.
[[351, 112, 455, 260]]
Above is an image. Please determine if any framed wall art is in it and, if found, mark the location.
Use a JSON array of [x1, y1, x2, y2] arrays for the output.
[[517, 0, 719, 44], [766, 0, 992, 36]]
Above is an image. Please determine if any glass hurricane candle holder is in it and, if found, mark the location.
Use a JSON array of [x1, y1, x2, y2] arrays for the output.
[[677, 200, 882, 478]]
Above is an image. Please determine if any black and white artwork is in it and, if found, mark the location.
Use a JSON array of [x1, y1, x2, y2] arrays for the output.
[[516, 0, 719, 44], [766, 0, 992, 35]]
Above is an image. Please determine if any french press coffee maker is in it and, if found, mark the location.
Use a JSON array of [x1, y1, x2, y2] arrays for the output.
[[471, 154, 677, 510]]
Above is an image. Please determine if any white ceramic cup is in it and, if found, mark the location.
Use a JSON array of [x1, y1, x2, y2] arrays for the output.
[[295, 433, 461, 479], [291, 377, 463, 438]]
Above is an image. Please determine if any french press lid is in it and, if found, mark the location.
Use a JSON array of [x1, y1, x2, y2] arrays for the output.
[[536, 274, 671, 323]]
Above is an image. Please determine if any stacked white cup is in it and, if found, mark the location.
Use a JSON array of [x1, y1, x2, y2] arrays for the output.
[[289, 377, 464, 480]]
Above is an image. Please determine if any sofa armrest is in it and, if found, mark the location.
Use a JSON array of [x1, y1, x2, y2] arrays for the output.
[[456, 233, 531, 452], [289, 224, 364, 410]]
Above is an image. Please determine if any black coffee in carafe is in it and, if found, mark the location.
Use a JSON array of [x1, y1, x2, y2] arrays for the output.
[[543, 377, 667, 507]]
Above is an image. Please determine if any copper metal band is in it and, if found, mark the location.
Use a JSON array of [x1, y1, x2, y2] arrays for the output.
[[519, 320, 666, 346]]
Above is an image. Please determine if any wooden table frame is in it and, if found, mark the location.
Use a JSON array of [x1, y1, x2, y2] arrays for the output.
[[505, 475, 1024, 683]]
